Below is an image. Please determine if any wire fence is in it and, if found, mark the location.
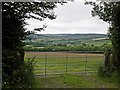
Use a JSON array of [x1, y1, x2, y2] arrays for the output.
[[25, 51, 104, 76]]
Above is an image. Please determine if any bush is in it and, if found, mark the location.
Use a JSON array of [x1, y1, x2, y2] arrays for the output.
[[18, 57, 35, 88], [97, 67, 119, 89], [97, 48, 112, 77], [98, 66, 111, 77], [2, 57, 35, 88]]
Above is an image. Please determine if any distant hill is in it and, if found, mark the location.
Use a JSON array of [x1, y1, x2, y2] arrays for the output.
[[24, 34, 110, 47], [24, 33, 111, 51], [26, 33, 108, 41]]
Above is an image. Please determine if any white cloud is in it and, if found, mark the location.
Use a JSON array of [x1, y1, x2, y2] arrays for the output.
[[25, 1, 109, 34]]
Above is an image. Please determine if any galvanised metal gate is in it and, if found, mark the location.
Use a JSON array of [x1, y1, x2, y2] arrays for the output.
[[25, 51, 104, 76]]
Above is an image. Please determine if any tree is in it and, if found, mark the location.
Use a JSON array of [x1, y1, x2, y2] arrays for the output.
[[85, 1, 120, 72], [2, 2, 56, 87]]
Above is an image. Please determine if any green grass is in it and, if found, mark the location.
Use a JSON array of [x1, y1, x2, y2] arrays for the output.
[[25, 52, 118, 88], [32, 74, 118, 88], [86, 40, 111, 46]]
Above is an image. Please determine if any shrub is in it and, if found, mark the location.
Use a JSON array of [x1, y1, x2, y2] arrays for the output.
[[2, 57, 35, 88], [98, 66, 111, 77]]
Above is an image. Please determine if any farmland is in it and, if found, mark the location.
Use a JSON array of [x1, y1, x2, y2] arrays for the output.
[[23, 34, 112, 51]]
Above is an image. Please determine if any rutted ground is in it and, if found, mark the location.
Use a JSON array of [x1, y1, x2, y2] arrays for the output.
[[33, 74, 118, 88]]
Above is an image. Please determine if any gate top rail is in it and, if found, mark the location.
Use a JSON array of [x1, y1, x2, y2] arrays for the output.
[[25, 51, 104, 54]]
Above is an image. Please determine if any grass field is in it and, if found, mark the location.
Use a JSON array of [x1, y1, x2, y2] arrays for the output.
[[25, 51, 104, 75], [25, 52, 118, 88]]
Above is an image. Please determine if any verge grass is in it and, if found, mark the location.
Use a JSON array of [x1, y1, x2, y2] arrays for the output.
[[33, 74, 118, 88]]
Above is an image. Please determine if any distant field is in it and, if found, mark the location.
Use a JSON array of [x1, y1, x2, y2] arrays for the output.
[[25, 52, 104, 75], [24, 34, 111, 48], [85, 40, 111, 46]]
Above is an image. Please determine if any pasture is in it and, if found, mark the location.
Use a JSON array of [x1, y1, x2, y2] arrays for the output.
[[25, 51, 104, 75]]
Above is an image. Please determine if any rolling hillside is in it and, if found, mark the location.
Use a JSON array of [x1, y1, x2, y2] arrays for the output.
[[25, 34, 110, 46], [26, 34, 108, 41]]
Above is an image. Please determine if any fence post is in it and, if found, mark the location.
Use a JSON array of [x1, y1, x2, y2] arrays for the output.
[[66, 51, 68, 74], [85, 51, 88, 74], [45, 52, 47, 75]]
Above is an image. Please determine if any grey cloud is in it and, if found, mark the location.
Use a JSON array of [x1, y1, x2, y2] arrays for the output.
[[54, 2, 92, 23], [26, 1, 109, 34]]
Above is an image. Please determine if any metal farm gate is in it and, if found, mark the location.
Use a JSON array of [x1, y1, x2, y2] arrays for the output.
[[25, 51, 104, 76]]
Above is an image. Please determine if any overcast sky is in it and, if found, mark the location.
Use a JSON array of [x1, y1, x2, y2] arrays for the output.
[[25, 0, 109, 34]]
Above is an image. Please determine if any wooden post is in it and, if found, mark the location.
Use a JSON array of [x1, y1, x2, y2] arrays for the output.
[[66, 52, 68, 74], [104, 49, 111, 70], [45, 52, 47, 75], [85, 51, 87, 74]]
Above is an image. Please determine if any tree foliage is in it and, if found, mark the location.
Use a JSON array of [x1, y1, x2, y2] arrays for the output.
[[85, 1, 120, 72], [2, 2, 56, 87]]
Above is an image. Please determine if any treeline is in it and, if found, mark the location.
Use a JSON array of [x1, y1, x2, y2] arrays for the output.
[[24, 43, 112, 52]]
